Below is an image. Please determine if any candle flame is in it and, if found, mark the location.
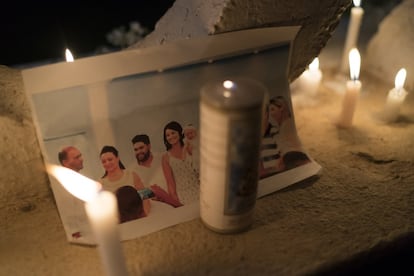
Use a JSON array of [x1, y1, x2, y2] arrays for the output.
[[395, 68, 407, 90], [222, 80, 234, 98], [309, 57, 319, 72], [349, 48, 361, 81], [46, 164, 102, 202], [65, 48, 74, 62], [223, 80, 234, 89], [353, 0, 361, 7]]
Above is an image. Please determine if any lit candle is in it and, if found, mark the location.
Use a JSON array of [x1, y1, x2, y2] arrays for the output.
[[65, 48, 74, 62], [300, 57, 323, 97], [340, 0, 364, 73], [382, 68, 408, 122], [337, 48, 361, 128], [47, 164, 128, 276], [200, 78, 265, 233], [289, 57, 322, 106]]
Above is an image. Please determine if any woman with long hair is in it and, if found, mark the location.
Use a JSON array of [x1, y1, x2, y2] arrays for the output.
[[99, 145, 151, 215], [161, 121, 199, 205], [260, 101, 284, 178], [262, 96, 310, 174]]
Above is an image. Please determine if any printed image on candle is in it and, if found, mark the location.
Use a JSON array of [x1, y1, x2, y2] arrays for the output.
[[26, 31, 320, 244]]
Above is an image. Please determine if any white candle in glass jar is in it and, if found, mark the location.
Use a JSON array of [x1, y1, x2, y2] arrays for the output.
[[199, 78, 265, 233], [47, 164, 128, 276], [382, 68, 408, 122], [341, 0, 364, 73], [337, 48, 361, 128]]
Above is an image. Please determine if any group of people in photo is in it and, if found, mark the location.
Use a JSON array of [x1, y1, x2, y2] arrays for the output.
[[57, 120, 200, 224], [57, 95, 311, 224]]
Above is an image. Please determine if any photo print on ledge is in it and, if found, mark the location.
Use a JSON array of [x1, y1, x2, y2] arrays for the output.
[[22, 26, 321, 245]]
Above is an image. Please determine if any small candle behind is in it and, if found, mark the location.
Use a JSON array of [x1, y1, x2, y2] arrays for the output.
[[336, 48, 362, 128], [65, 48, 74, 62], [290, 57, 322, 106], [382, 68, 408, 122], [301, 57, 323, 97], [340, 0, 364, 73]]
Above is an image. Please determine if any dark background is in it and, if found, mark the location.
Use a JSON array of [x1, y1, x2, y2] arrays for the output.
[[0, 1, 175, 67]]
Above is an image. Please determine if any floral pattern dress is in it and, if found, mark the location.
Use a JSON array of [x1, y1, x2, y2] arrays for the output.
[[167, 152, 199, 205]]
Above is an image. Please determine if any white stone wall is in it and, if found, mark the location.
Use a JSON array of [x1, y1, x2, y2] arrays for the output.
[[131, 0, 350, 81], [0, 66, 49, 209], [366, 0, 414, 91]]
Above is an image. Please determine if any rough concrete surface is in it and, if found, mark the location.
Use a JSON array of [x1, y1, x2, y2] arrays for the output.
[[0, 66, 50, 209], [131, 0, 351, 82], [1, 62, 414, 275]]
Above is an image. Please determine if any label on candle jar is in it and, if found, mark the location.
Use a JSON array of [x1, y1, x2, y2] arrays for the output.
[[199, 78, 265, 233]]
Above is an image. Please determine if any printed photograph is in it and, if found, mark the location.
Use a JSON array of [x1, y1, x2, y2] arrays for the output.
[[27, 33, 320, 244]]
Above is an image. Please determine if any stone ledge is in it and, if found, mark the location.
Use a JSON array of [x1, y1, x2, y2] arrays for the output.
[[130, 0, 350, 81], [1, 67, 413, 275]]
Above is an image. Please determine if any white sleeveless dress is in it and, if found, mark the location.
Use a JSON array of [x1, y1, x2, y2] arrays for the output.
[[167, 152, 199, 205]]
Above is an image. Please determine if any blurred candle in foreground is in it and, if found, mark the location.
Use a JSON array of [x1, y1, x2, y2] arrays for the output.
[[337, 48, 361, 128], [47, 164, 128, 276], [382, 68, 408, 122], [65, 48, 74, 62], [340, 0, 364, 73]]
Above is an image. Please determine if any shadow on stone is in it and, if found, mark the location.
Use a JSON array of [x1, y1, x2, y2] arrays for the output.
[[312, 232, 414, 275], [279, 174, 320, 193]]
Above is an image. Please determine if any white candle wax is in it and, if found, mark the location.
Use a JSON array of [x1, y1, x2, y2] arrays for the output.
[[85, 191, 128, 276], [383, 68, 408, 122], [337, 48, 361, 128], [47, 165, 128, 276], [300, 57, 322, 97], [340, 0, 364, 73], [337, 80, 362, 127]]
